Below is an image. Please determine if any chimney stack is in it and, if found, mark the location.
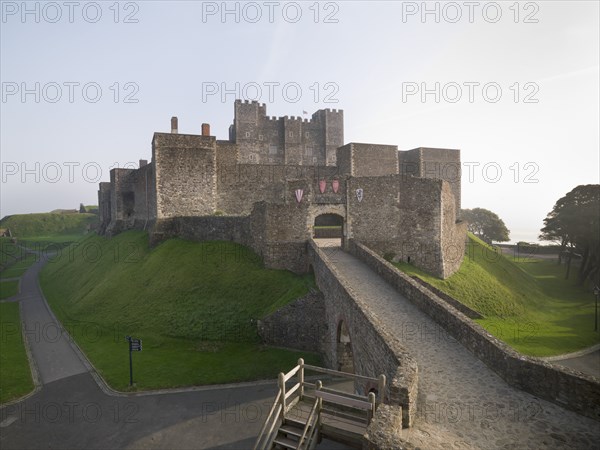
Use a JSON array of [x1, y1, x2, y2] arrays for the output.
[[139, 159, 148, 167], [202, 123, 210, 136], [171, 116, 178, 134]]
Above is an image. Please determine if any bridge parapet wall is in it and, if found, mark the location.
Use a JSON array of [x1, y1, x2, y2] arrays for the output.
[[308, 240, 418, 428], [348, 239, 600, 423]]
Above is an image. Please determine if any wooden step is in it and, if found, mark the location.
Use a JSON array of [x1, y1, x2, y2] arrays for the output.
[[284, 416, 308, 428], [279, 424, 304, 438], [273, 435, 299, 449], [319, 411, 366, 449], [320, 406, 367, 423], [321, 411, 367, 435]]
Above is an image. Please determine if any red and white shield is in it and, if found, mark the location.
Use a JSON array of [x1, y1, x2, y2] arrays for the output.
[[332, 179, 340, 193], [295, 189, 304, 203], [319, 179, 326, 194]]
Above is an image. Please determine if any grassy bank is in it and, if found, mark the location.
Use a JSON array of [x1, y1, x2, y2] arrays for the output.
[[395, 235, 599, 356], [0, 302, 34, 403], [0, 212, 97, 238], [0, 280, 19, 299], [40, 231, 320, 390]]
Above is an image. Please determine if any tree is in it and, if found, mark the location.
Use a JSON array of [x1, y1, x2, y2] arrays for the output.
[[79, 203, 86, 213], [540, 185, 600, 285], [460, 208, 510, 244]]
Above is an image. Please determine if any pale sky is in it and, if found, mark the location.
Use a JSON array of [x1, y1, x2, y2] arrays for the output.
[[1, 1, 598, 243]]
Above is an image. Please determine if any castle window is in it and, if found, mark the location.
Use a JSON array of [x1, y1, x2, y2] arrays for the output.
[[305, 146, 313, 157], [259, 134, 263, 141], [269, 145, 279, 155], [289, 131, 293, 137], [305, 132, 310, 138]]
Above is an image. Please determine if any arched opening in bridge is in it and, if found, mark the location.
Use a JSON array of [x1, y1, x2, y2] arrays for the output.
[[313, 213, 343, 246], [336, 320, 355, 373]]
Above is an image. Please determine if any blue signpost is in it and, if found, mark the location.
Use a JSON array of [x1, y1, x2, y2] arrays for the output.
[[126, 335, 142, 386]]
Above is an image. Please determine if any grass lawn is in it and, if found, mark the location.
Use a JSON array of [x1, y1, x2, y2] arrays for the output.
[[0, 302, 34, 403], [18, 235, 86, 251], [0, 280, 19, 299], [40, 231, 321, 391], [395, 235, 600, 357], [0, 255, 38, 280]]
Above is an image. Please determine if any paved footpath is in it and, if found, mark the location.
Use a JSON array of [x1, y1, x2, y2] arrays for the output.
[[16, 257, 88, 384], [325, 249, 600, 449], [1, 254, 349, 449]]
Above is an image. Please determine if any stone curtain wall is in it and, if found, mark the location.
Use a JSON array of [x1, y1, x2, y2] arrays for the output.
[[419, 147, 461, 212], [98, 182, 111, 232], [350, 143, 400, 177], [216, 159, 339, 216], [307, 240, 418, 428], [150, 216, 252, 247], [346, 174, 402, 248], [399, 147, 461, 212], [130, 162, 157, 229], [348, 240, 600, 422], [152, 133, 217, 218], [107, 168, 135, 234], [257, 290, 327, 352], [440, 181, 467, 278], [345, 174, 466, 278]]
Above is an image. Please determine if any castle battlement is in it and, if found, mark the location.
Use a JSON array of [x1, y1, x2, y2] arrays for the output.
[[232, 99, 344, 166]]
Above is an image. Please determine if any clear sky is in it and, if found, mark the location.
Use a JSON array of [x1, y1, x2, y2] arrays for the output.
[[1, 1, 598, 243]]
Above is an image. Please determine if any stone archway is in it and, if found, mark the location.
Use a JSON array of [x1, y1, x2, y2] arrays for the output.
[[313, 213, 343, 239], [336, 320, 355, 373], [308, 204, 346, 247]]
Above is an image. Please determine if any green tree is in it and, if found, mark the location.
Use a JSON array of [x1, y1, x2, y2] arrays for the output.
[[461, 208, 510, 244], [540, 185, 600, 285]]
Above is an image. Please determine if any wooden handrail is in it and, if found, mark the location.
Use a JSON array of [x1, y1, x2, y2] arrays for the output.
[[253, 390, 282, 450], [303, 364, 380, 382], [367, 392, 376, 424], [318, 385, 373, 403], [315, 390, 373, 410], [279, 372, 286, 412], [298, 380, 322, 449], [298, 397, 319, 448], [377, 374, 386, 404], [282, 364, 301, 383], [285, 382, 300, 401]]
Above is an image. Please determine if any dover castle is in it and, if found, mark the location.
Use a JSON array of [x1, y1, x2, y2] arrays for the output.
[[98, 100, 466, 278]]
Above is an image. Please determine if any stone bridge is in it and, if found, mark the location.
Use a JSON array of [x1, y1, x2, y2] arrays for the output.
[[261, 239, 600, 448]]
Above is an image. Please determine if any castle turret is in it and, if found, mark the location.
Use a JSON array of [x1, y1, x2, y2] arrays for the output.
[[311, 108, 344, 166]]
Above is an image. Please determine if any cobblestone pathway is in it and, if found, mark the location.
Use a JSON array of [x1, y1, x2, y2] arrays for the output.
[[325, 249, 600, 449]]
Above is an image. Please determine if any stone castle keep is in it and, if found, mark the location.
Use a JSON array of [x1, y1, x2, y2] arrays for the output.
[[98, 100, 467, 278]]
